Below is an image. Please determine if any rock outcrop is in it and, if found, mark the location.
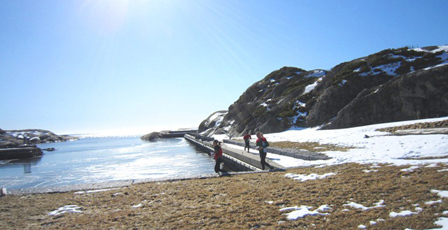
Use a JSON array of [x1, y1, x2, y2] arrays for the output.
[[322, 64, 448, 129], [199, 45, 448, 136], [141, 130, 198, 141], [0, 129, 78, 148], [198, 111, 228, 136], [0, 147, 43, 160]]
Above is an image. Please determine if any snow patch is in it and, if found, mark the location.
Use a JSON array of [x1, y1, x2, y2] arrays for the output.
[[389, 207, 423, 217], [401, 165, 419, 172], [303, 80, 318, 95], [285, 172, 336, 182], [344, 200, 386, 211], [306, 69, 326, 78], [425, 200, 442, 205], [48, 205, 83, 216], [432, 190, 448, 198], [280, 205, 331, 220]]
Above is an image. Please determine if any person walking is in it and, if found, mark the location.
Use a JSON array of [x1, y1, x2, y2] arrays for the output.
[[243, 133, 251, 152], [256, 132, 274, 170], [212, 140, 223, 174]]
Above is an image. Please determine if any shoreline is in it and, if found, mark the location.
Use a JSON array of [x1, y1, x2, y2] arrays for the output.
[[1, 162, 447, 229], [1, 136, 217, 192], [4, 170, 264, 195]]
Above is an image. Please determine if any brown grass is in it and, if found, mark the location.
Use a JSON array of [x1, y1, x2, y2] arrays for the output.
[[270, 141, 354, 152], [377, 119, 448, 133], [1, 163, 448, 229], [402, 155, 448, 160]]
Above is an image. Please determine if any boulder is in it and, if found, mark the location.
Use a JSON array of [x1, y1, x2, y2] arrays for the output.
[[141, 132, 162, 141]]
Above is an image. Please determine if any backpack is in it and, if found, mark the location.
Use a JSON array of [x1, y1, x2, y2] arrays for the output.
[[262, 138, 269, 148], [260, 138, 269, 153]]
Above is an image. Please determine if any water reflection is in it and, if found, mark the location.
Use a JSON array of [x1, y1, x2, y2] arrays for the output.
[[0, 157, 42, 174], [0, 137, 215, 189], [24, 164, 31, 173]]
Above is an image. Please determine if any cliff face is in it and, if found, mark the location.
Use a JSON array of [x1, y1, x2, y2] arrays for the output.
[[199, 45, 448, 137], [307, 45, 448, 130], [322, 64, 448, 129]]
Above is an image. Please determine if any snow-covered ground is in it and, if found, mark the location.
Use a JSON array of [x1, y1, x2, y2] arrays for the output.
[[218, 117, 448, 168]]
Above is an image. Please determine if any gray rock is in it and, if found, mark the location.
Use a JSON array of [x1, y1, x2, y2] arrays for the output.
[[0, 129, 78, 148], [198, 45, 448, 137]]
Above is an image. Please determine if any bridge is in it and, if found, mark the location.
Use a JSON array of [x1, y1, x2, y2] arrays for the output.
[[184, 133, 330, 172], [185, 134, 281, 172]]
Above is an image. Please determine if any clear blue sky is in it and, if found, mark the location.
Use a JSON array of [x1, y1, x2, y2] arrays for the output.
[[1, 0, 447, 135]]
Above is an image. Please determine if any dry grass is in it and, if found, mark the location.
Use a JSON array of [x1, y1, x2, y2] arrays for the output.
[[402, 155, 448, 160], [1, 163, 448, 229], [269, 141, 353, 153], [377, 119, 448, 133]]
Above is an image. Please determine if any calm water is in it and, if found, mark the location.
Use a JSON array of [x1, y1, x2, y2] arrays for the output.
[[0, 136, 216, 189]]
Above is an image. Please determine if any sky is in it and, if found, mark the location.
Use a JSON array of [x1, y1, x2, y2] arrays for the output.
[[1, 0, 447, 135]]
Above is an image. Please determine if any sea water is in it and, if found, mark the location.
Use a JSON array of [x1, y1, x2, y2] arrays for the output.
[[0, 136, 216, 189]]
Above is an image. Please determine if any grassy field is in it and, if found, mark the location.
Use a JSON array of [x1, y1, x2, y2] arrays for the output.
[[1, 162, 448, 229]]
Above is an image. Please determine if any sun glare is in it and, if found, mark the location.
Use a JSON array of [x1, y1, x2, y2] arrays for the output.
[[80, 0, 131, 34]]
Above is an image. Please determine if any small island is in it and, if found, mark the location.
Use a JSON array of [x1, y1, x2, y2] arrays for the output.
[[0, 128, 78, 160]]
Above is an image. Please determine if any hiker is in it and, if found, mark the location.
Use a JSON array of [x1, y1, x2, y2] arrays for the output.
[[212, 140, 223, 173], [243, 133, 251, 152], [256, 132, 274, 170]]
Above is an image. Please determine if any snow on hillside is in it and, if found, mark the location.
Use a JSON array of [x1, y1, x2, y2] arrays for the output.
[[359, 45, 448, 76], [302, 77, 323, 95], [305, 69, 326, 78]]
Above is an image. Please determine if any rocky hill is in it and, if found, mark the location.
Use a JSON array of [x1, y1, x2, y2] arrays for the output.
[[199, 45, 448, 137], [0, 129, 78, 148]]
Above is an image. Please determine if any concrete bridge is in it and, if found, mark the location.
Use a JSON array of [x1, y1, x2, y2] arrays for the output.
[[185, 133, 331, 172], [184, 134, 285, 172]]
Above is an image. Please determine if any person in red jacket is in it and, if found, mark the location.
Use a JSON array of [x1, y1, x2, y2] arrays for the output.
[[212, 140, 223, 173], [256, 132, 274, 170], [243, 133, 251, 152]]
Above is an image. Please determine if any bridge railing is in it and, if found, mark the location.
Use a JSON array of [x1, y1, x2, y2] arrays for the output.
[[184, 134, 258, 171], [223, 139, 330, 161]]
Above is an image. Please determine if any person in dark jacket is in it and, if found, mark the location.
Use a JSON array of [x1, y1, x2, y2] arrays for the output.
[[256, 132, 274, 170], [243, 133, 251, 152], [213, 140, 223, 173]]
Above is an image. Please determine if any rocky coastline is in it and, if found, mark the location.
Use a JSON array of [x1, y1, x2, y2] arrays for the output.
[[0, 129, 78, 160]]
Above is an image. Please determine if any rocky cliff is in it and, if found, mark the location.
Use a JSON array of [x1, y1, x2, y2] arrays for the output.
[[200, 45, 448, 136]]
